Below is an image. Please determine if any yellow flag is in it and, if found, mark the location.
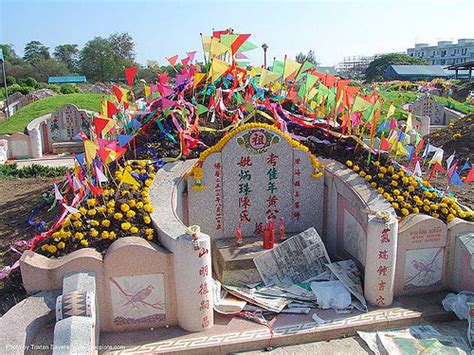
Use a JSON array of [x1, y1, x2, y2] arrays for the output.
[[405, 112, 413, 132], [210, 58, 229, 83], [210, 38, 229, 57], [396, 142, 409, 156], [102, 118, 115, 136], [202, 35, 212, 51], [100, 100, 107, 117], [120, 169, 140, 187], [251, 67, 263, 77], [144, 85, 150, 98], [386, 104, 396, 119], [84, 140, 99, 164], [193, 73, 206, 88], [283, 59, 301, 80], [120, 88, 129, 103], [307, 87, 318, 101], [272, 81, 282, 91], [259, 69, 281, 87]]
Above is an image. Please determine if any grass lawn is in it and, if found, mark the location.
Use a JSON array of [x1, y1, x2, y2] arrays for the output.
[[433, 96, 474, 115], [0, 93, 102, 135]]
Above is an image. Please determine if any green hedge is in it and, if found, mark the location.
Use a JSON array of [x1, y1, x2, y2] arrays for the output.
[[0, 163, 70, 179]]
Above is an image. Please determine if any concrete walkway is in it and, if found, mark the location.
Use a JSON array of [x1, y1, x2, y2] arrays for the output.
[[12, 156, 75, 168]]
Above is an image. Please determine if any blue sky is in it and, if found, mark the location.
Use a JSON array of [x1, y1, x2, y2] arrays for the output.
[[1, 0, 473, 66]]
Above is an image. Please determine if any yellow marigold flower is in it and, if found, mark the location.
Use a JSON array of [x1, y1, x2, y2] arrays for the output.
[[87, 209, 97, 216], [79, 207, 87, 215], [441, 208, 449, 214], [64, 231, 72, 238], [41, 244, 49, 251], [74, 232, 84, 240], [391, 180, 398, 187], [346, 160, 353, 167], [121, 222, 131, 231], [90, 220, 99, 227], [423, 199, 431, 205], [107, 207, 115, 214], [125, 166, 132, 172], [136, 202, 144, 209], [121, 203, 130, 212], [143, 197, 151, 204], [459, 211, 466, 218], [359, 171, 367, 178], [432, 213, 440, 219], [413, 207, 420, 213], [52, 231, 61, 238], [365, 175, 372, 181], [373, 161, 380, 167], [73, 220, 82, 228], [121, 190, 130, 196], [387, 196, 394, 202], [90, 229, 99, 238], [103, 189, 110, 196], [149, 173, 156, 178], [402, 177, 409, 185], [139, 161, 147, 167], [71, 213, 80, 220], [98, 206, 106, 213], [114, 212, 123, 220], [129, 200, 136, 207], [423, 205, 431, 212], [397, 196, 404, 202], [388, 166, 395, 173], [379, 167, 387, 174], [126, 210, 136, 218], [109, 231, 116, 239], [383, 192, 390, 199], [377, 187, 384, 194], [80, 240, 89, 247], [47, 245, 57, 254], [410, 181, 418, 187], [431, 205, 439, 210], [57, 241, 65, 249], [145, 179, 153, 187], [408, 186, 415, 192], [86, 199, 96, 207], [101, 219, 111, 227], [377, 173, 384, 179], [353, 165, 360, 172], [370, 182, 377, 188], [392, 202, 399, 209], [146, 234, 153, 240], [144, 216, 151, 224], [392, 174, 399, 180], [144, 187, 150, 192], [107, 200, 115, 208], [62, 219, 71, 228], [149, 166, 155, 172], [393, 189, 400, 196], [144, 204, 154, 213], [416, 200, 423, 206], [101, 231, 109, 239], [401, 208, 409, 216], [140, 169, 147, 174], [130, 226, 139, 234]]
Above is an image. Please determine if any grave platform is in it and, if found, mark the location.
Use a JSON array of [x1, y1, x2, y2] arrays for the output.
[[99, 291, 455, 354], [212, 235, 296, 286]]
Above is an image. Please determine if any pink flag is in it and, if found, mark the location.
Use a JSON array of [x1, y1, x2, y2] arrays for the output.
[[187, 51, 197, 62], [167, 54, 179, 67], [389, 118, 397, 131]]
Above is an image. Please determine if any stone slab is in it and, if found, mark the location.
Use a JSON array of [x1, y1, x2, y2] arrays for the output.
[[100, 292, 455, 354], [53, 317, 95, 355]]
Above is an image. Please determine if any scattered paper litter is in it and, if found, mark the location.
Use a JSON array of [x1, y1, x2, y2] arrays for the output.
[[310, 280, 352, 310]]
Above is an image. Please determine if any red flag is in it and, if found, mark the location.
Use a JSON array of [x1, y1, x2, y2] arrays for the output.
[[429, 162, 446, 181], [380, 135, 390, 151], [124, 67, 138, 87], [107, 101, 119, 118], [324, 74, 337, 88], [414, 138, 425, 156], [231, 34, 251, 54], [181, 57, 190, 66], [93, 117, 110, 136], [167, 55, 179, 67], [212, 29, 229, 39], [112, 85, 123, 102], [464, 167, 474, 183], [97, 148, 110, 163]]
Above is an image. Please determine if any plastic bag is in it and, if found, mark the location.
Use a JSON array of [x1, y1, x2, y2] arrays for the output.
[[310, 280, 352, 310], [442, 291, 474, 320]]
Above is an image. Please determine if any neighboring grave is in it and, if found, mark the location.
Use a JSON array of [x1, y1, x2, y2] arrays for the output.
[[188, 123, 325, 241], [410, 95, 462, 127], [46, 104, 90, 153]]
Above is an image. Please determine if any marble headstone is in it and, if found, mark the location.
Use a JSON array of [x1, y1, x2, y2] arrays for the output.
[[188, 125, 324, 240]]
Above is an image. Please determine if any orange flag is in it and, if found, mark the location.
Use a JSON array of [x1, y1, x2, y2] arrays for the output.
[[167, 55, 179, 67]]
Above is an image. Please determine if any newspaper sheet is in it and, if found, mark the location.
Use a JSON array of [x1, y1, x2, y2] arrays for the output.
[[223, 285, 288, 313], [253, 227, 331, 286], [326, 260, 368, 312]]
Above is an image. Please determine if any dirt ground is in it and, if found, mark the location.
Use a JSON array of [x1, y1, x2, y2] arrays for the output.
[[0, 178, 53, 315]]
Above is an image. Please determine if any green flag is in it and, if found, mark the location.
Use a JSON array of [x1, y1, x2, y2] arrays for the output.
[[197, 104, 208, 115], [350, 96, 372, 113], [296, 61, 315, 81], [272, 59, 285, 76]]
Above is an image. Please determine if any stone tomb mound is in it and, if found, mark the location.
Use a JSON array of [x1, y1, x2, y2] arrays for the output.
[[187, 123, 325, 285]]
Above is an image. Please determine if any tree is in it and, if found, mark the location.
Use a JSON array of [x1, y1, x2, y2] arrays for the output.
[[53, 44, 79, 72], [79, 37, 116, 82], [108, 32, 136, 80], [0, 44, 18, 62], [295, 50, 319, 65], [365, 53, 427, 82], [33, 58, 68, 82], [23, 41, 50, 65]]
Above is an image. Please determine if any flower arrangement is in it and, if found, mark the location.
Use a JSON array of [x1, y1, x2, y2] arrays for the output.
[[345, 159, 474, 223], [37, 160, 158, 257]]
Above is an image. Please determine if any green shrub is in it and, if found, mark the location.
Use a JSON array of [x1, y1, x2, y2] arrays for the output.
[[60, 84, 79, 94], [6, 76, 16, 85], [0, 163, 70, 179], [47, 84, 62, 93], [20, 77, 40, 89], [6, 84, 34, 95]]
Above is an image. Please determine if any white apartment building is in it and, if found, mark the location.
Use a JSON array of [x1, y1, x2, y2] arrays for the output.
[[407, 39, 474, 66]]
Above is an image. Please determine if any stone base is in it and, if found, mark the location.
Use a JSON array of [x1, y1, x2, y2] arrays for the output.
[[52, 141, 84, 154], [211, 235, 297, 286]]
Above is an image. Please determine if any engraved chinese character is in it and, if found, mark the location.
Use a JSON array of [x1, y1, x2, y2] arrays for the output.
[[377, 265, 388, 276], [378, 280, 386, 291], [199, 247, 209, 258], [200, 300, 209, 311], [239, 170, 251, 181], [267, 181, 277, 194], [240, 209, 251, 222], [380, 228, 391, 243], [199, 265, 208, 277], [267, 195, 278, 207], [198, 283, 209, 295], [201, 316, 210, 328], [239, 196, 251, 209], [376, 295, 385, 305], [237, 156, 252, 167], [266, 153, 279, 166], [254, 222, 264, 235], [378, 250, 388, 260], [239, 183, 252, 195]]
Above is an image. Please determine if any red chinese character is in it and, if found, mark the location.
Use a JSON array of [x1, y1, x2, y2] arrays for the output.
[[376, 295, 385, 305], [294, 158, 301, 164], [378, 280, 386, 291], [240, 209, 251, 222], [266, 153, 279, 166], [293, 211, 301, 220], [254, 222, 264, 235], [378, 250, 389, 260], [266, 209, 277, 220], [380, 228, 391, 243], [238, 156, 252, 167], [294, 180, 301, 187], [377, 265, 388, 276], [295, 191, 300, 198], [294, 168, 301, 176], [198, 283, 209, 295], [215, 170, 220, 177], [201, 316, 210, 328], [239, 196, 251, 209], [200, 300, 209, 311], [199, 265, 208, 277], [199, 247, 209, 258], [267, 195, 278, 207], [294, 201, 300, 209], [214, 162, 221, 169]]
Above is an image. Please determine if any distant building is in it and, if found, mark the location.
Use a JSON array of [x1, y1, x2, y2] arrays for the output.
[[337, 55, 377, 79], [47, 76, 87, 84], [407, 39, 474, 66], [384, 65, 450, 80], [315, 66, 338, 76]]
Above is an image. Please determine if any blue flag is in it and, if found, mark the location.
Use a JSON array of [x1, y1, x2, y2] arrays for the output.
[[449, 171, 464, 187]]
